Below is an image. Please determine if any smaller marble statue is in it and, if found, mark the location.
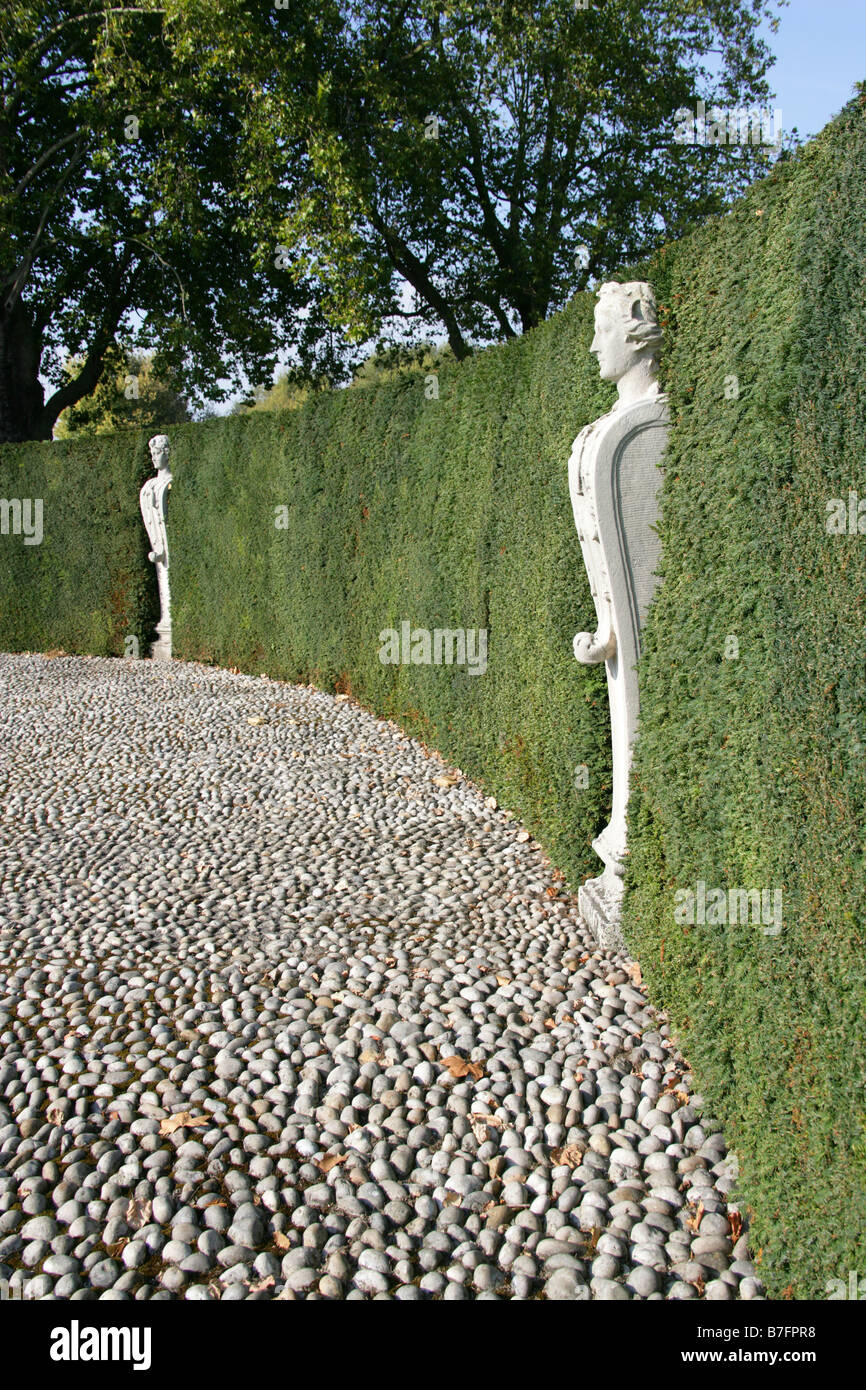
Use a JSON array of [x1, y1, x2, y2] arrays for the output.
[[569, 282, 669, 948], [139, 433, 173, 660]]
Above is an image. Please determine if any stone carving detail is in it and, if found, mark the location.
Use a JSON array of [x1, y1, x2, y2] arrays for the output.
[[569, 282, 669, 949], [140, 434, 173, 660]]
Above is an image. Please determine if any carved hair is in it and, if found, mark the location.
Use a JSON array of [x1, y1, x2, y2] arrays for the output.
[[596, 281, 663, 351], [148, 433, 170, 459]]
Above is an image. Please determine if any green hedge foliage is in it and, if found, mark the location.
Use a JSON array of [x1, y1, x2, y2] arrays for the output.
[[0, 432, 157, 655], [626, 96, 866, 1297]]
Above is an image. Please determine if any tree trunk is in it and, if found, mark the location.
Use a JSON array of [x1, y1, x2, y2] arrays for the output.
[[0, 298, 51, 444]]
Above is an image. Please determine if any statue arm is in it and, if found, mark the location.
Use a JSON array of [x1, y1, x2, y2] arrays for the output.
[[573, 624, 616, 665]]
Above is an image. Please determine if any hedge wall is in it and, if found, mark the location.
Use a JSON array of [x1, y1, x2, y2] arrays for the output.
[[625, 95, 866, 1297], [0, 433, 157, 656], [166, 298, 615, 887]]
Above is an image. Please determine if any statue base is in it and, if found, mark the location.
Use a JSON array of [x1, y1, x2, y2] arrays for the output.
[[150, 623, 172, 662], [578, 872, 625, 952]]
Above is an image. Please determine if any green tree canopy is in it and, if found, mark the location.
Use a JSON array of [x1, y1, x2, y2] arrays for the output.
[[162, 0, 789, 361], [53, 343, 191, 436], [0, 0, 337, 442], [1, 0, 788, 442]]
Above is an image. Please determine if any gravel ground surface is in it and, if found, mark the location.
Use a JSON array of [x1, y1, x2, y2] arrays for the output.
[[0, 652, 763, 1301]]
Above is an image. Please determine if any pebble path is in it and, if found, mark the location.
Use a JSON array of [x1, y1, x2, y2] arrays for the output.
[[0, 653, 763, 1300]]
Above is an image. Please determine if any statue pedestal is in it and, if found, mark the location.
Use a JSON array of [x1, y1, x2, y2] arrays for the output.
[[150, 620, 172, 662], [570, 393, 669, 951], [578, 871, 626, 952]]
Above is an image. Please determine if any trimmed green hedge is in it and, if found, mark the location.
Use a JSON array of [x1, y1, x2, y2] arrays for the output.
[[167, 297, 616, 887], [626, 95, 866, 1297], [0, 433, 157, 655]]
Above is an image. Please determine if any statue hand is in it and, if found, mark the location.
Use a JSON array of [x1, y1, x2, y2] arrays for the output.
[[574, 629, 616, 665]]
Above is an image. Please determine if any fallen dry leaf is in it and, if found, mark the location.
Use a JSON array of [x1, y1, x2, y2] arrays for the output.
[[246, 714, 270, 726], [441, 1055, 484, 1081], [551, 1143, 586, 1169], [159, 1112, 209, 1137], [625, 961, 643, 987], [470, 1112, 504, 1130], [729, 1211, 744, 1241], [248, 1275, 275, 1293], [125, 1198, 152, 1229], [432, 772, 460, 788], [273, 1230, 292, 1251], [318, 1153, 347, 1174], [516, 830, 530, 843], [46, 1102, 66, 1126], [686, 1199, 705, 1233], [544, 1017, 555, 1030], [496, 975, 511, 986]]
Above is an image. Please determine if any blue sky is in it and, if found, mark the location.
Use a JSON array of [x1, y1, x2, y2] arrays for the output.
[[762, 0, 866, 140]]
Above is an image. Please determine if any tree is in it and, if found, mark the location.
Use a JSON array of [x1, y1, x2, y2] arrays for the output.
[[53, 343, 190, 436], [163, 0, 790, 363], [0, 0, 339, 442]]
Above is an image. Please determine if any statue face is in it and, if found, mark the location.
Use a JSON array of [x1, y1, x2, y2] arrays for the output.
[[590, 300, 635, 383], [149, 436, 170, 469]]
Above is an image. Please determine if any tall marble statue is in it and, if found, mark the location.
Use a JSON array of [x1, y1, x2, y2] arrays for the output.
[[139, 433, 173, 660], [569, 282, 669, 949]]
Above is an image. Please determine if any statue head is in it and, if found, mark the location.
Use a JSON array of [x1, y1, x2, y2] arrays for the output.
[[148, 434, 171, 471], [590, 282, 663, 402]]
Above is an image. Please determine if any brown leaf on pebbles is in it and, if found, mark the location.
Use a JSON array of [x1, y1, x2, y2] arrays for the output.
[[496, 975, 511, 986], [624, 962, 643, 987], [432, 772, 460, 788], [246, 714, 270, 726], [46, 1102, 66, 1126], [159, 1112, 208, 1137], [126, 1198, 152, 1229], [550, 1143, 586, 1169], [469, 1113, 504, 1144], [249, 1276, 275, 1293], [318, 1153, 347, 1174], [685, 1199, 705, 1233], [441, 1056, 484, 1081], [516, 830, 530, 843], [728, 1211, 744, 1241], [273, 1231, 292, 1251]]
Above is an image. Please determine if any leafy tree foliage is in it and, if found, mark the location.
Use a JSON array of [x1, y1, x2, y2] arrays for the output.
[[53, 343, 190, 436], [0, 0, 336, 442], [164, 0, 788, 361]]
